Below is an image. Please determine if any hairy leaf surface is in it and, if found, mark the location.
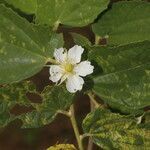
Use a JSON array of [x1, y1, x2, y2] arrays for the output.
[[89, 41, 150, 113], [92, 1, 150, 46], [19, 86, 74, 128], [0, 81, 36, 127], [36, 0, 109, 27], [83, 109, 150, 149], [0, 5, 63, 83]]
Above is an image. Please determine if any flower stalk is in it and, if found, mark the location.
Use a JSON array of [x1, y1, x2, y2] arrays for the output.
[[95, 35, 101, 45], [86, 91, 100, 150], [47, 58, 58, 64], [69, 105, 84, 150], [57, 105, 84, 150], [52, 21, 60, 31]]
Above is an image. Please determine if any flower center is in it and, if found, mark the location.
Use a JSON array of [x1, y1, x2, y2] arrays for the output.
[[64, 63, 74, 73]]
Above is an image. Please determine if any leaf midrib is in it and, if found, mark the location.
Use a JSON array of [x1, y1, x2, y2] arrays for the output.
[[1, 13, 42, 51]]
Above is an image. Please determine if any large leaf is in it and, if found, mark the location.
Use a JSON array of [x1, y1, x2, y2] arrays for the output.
[[0, 5, 63, 84], [19, 86, 74, 128], [0, 81, 36, 111], [0, 81, 36, 127], [92, 1, 150, 46], [83, 108, 150, 149], [89, 41, 150, 113], [0, 82, 74, 128], [4, 0, 37, 14], [36, 0, 109, 27]]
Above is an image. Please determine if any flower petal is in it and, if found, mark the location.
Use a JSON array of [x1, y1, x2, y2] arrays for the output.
[[49, 65, 63, 82], [67, 45, 84, 64], [66, 75, 84, 93], [54, 48, 67, 63], [74, 61, 94, 77]]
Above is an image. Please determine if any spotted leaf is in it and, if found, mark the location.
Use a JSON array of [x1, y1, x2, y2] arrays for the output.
[[0, 4, 64, 84], [19, 86, 74, 128], [83, 108, 150, 149], [36, 0, 109, 27], [0, 81, 36, 127], [89, 41, 150, 114], [92, 1, 150, 46]]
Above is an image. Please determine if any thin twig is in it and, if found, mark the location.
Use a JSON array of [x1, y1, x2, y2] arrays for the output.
[[57, 110, 70, 117]]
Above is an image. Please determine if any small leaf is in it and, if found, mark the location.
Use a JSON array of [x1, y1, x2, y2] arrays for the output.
[[92, 1, 150, 46], [36, 0, 109, 27], [0, 5, 63, 84], [47, 144, 77, 150], [83, 108, 150, 149], [4, 0, 37, 14], [89, 41, 150, 113], [71, 33, 91, 47], [19, 86, 74, 128]]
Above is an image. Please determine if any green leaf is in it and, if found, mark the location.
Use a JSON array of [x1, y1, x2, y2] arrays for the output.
[[0, 5, 63, 84], [0, 82, 74, 128], [4, 0, 37, 14], [71, 33, 91, 47], [0, 0, 5, 4], [83, 108, 150, 149], [0, 81, 36, 127], [47, 144, 77, 150], [36, 0, 109, 27], [19, 86, 74, 128], [89, 41, 150, 113], [92, 1, 150, 46], [0, 81, 36, 111]]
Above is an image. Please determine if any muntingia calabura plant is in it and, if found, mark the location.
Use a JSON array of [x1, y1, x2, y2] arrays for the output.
[[0, 0, 150, 150]]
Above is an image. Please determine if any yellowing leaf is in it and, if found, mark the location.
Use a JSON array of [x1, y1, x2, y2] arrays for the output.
[[47, 144, 77, 150]]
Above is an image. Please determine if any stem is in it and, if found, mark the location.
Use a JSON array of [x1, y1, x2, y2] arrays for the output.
[[95, 35, 101, 45], [87, 92, 98, 150], [47, 58, 59, 65], [57, 106, 84, 150], [87, 92, 99, 108], [52, 21, 60, 31], [87, 99, 95, 150], [81, 133, 92, 141], [70, 105, 84, 150], [87, 138, 93, 150], [57, 110, 70, 117]]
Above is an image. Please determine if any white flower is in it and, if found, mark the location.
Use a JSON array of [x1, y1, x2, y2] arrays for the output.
[[49, 45, 94, 93]]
